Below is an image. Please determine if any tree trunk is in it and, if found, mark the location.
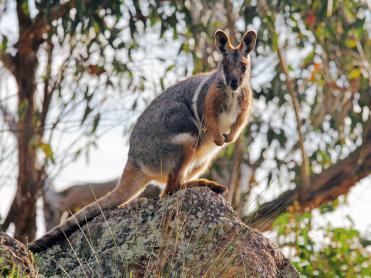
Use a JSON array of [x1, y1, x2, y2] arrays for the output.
[[0, 0, 46, 244], [11, 50, 39, 243]]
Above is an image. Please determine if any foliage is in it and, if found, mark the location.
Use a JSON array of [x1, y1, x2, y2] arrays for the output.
[[273, 210, 371, 277]]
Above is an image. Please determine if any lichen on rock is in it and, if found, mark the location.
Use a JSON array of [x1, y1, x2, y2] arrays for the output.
[[34, 187, 299, 277]]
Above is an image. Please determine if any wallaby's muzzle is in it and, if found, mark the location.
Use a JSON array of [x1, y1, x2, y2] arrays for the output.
[[230, 78, 239, 90]]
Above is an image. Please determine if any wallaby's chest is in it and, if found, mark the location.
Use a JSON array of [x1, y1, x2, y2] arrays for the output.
[[217, 94, 241, 134]]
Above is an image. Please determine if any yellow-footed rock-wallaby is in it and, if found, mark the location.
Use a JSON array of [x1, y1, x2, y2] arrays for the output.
[[29, 30, 257, 252]]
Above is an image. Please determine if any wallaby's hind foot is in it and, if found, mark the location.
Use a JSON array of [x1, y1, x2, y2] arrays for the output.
[[161, 179, 227, 197], [183, 179, 228, 194]]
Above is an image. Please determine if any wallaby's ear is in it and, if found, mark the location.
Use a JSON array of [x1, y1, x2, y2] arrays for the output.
[[240, 30, 257, 56], [215, 30, 231, 54]]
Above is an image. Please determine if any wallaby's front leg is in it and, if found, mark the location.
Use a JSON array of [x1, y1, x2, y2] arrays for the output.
[[205, 83, 224, 146], [224, 111, 248, 143], [224, 97, 251, 143]]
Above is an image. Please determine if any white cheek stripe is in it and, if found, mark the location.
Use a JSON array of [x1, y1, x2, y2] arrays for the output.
[[221, 66, 226, 85], [192, 77, 208, 126]]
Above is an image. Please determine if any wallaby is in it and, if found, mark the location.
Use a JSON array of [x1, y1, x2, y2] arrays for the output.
[[29, 30, 257, 252]]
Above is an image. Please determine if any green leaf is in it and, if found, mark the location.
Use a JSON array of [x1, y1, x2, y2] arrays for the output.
[[18, 100, 29, 119], [302, 51, 314, 68], [271, 32, 278, 51], [91, 113, 100, 133], [0, 35, 8, 52], [165, 64, 175, 73], [348, 68, 361, 80], [81, 105, 93, 124], [21, 0, 30, 17], [345, 38, 357, 48], [39, 142, 54, 162], [160, 77, 165, 91]]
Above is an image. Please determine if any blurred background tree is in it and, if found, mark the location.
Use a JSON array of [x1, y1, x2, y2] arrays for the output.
[[0, 0, 370, 274]]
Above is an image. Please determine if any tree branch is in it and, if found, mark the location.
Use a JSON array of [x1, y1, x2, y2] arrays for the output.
[[244, 129, 371, 231], [258, 0, 310, 191], [16, 0, 32, 32], [0, 103, 17, 134], [227, 137, 243, 209], [275, 38, 311, 192], [38, 40, 54, 138], [18, 0, 80, 54], [0, 53, 15, 75]]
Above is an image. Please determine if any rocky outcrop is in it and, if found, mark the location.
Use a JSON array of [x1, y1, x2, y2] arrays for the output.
[[33, 187, 299, 277], [0, 231, 37, 277]]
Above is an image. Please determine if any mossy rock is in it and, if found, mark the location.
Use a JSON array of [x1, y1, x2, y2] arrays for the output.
[[34, 187, 299, 277]]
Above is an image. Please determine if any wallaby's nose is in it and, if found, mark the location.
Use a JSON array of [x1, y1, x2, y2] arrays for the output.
[[230, 78, 238, 90]]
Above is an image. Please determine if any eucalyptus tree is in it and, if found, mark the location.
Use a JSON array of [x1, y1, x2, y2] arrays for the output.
[[0, 0, 370, 246]]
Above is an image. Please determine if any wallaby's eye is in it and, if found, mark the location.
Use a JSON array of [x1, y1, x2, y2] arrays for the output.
[[240, 64, 247, 72]]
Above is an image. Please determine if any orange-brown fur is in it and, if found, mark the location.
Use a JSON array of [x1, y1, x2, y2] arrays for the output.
[[205, 81, 252, 146], [205, 82, 225, 146], [224, 87, 252, 143]]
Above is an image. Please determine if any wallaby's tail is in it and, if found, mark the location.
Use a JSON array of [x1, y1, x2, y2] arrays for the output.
[[29, 160, 149, 252], [28, 190, 120, 252]]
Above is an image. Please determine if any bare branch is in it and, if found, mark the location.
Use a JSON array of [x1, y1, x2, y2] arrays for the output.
[[0, 53, 15, 75], [258, 0, 311, 192], [38, 41, 54, 138], [227, 137, 243, 208], [0, 103, 17, 134], [28, 0, 78, 35], [17, 0, 80, 54], [275, 40, 311, 192], [16, 0, 32, 32]]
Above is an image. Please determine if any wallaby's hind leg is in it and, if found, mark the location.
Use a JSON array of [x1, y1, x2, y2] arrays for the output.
[[161, 150, 227, 197], [187, 159, 213, 180], [184, 160, 227, 194], [113, 159, 151, 205], [161, 147, 196, 197]]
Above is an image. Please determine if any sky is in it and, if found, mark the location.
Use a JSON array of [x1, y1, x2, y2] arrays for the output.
[[0, 1, 370, 241]]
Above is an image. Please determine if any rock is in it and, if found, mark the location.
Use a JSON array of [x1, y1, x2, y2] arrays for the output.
[[34, 187, 299, 277], [0, 231, 37, 277]]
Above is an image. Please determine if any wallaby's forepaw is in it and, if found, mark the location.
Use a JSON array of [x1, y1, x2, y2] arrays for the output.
[[214, 134, 225, 146], [224, 133, 235, 143]]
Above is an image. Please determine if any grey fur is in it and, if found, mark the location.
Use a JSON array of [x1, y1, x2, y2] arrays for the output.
[[129, 71, 216, 173]]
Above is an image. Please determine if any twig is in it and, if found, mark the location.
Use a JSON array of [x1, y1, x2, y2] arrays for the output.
[[275, 43, 310, 191], [259, 0, 311, 192], [0, 53, 15, 75]]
